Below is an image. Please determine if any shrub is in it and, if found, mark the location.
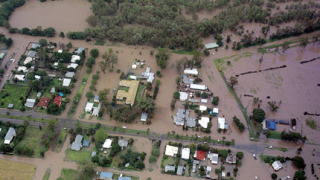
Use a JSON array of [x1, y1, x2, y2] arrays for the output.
[[39, 39, 47, 46], [173, 91, 180, 99], [149, 156, 157, 163], [116, 69, 121, 73], [92, 74, 99, 80], [252, 108, 265, 123], [236, 152, 244, 159], [212, 96, 219, 105], [86, 91, 94, 99], [90, 49, 99, 58]]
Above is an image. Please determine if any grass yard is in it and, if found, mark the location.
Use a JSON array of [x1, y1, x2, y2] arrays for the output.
[[306, 117, 317, 130], [18, 126, 48, 158], [135, 85, 145, 102], [269, 131, 282, 139], [94, 40, 106, 46], [0, 159, 36, 180], [65, 148, 92, 163], [54, 129, 68, 152], [0, 84, 30, 110], [162, 157, 175, 167], [56, 168, 78, 180], [42, 168, 51, 180]]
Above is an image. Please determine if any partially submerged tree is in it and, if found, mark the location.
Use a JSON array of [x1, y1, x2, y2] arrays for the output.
[[268, 101, 279, 111], [136, 97, 157, 113], [229, 76, 238, 88], [155, 48, 171, 69], [252, 108, 265, 123]]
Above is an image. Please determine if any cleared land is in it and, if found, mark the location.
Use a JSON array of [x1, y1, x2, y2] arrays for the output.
[[64, 148, 92, 163], [0, 159, 36, 180], [0, 84, 29, 110]]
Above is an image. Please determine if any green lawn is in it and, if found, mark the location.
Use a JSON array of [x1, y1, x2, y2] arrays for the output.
[[42, 168, 51, 180], [162, 157, 175, 167], [56, 168, 78, 180], [65, 149, 92, 163], [29, 90, 38, 99], [135, 85, 145, 102], [269, 131, 282, 139], [17, 126, 48, 158], [54, 129, 68, 152], [94, 40, 106, 46], [0, 84, 30, 110]]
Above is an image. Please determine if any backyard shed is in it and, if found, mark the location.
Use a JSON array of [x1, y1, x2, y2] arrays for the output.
[[165, 165, 175, 172], [103, 139, 112, 148], [272, 161, 283, 171], [75, 47, 85, 54], [181, 148, 190, 160], [24, 99, 36, 108], [0, 52, 6, 60], [140, 113, 148, 122], [184, 68, 198, 75], [94, 95, 99, 103], [65, 72, 75, 78], [212, 108, 219, 116], [190, 84, 207, 90], [177, 165, 183, 175], [100, 172, 113, 179], [82, 140, 90, 147]]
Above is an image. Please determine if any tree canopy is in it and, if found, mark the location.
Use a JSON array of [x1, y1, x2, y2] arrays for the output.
[[136, 97, 157, 113], [252, 108, 266, 123]]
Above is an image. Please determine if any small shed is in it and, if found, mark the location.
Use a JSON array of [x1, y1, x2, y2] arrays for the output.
[[267, 121, 277, 130], [35, 75, 41, 80], [94, 95, 99, 103], [272, 161, 283, 171], [24, 99, 36, 108], [0, 52, 6, 60], [37, 92, 41, 98], [184, 68, 198, 75], [212, 108, 219, 116], [100, 172, 113, 179], [7, 104, 14, 109], [50, 87, 55, 93], [4, 127, 16, 144], [190, 84, 207, 90], [201, 99, 208, 103], [177, 165, 183, 175], [140, 113, 148, 122], [82, 140, 90, 147], [75, 47, 85, 54], [31, 43, 41, 49], [165, 165, 175, 172], [27, 51, 37, 58], [118, 140, 128, 149]]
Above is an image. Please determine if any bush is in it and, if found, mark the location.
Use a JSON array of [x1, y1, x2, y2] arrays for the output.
[[149, 156, 157, 163], [292, 156, 306, 169], [271, 173, 277, 180], [233, 116, 245, 132], [152, 149, 160, 156], [116, 69, 121, 73], [204, 49, 210, 56], [173, 91, 180, 99], [92, 74, 99, 80], [236, 151, 244, 159], [86, 91, 94, 99], [39, 39, 47, 46], [91, 80, 97, 85], [90, 49, 99, 58], [91, 155, 99, 163], [212, 96, 219, 105]]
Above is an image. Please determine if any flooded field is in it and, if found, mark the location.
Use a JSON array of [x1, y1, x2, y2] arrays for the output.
[[9, 0, 92, 33]]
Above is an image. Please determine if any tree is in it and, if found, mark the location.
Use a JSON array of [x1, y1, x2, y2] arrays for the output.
[[282, 41, 290, 52], [39, 39, 47, 46], [292, 156, 306, 169], [136, 97, 157, 113], [252, 108, 265, 123], [43, 27, 56, 37], [77, 161, 96, 179], [47, 119, 57, 132], [90, 48, 99, 58], [229, 76, 238, 88], [176, 59, 183, 74], [155, 48, 171, 69], [294, 170, 306, 180], [23, 120, 29, 127], [299, 37, 308, 49], [99, 61, 108, 74], [146, 82, 152, 91], [212, 96, 219, 105], [175, 76, 181, 89], [86, 91, 95, 99], [268, 101, 279, 111], [91, 155, 99, 163], [99, 88, 110, 105], [192, 50, 203, 67], [271, 173, 277, 180], [47, 103, 60, 115], [259, 56, 263, 64], [95, 129, 108, 143], [173, 91, 180, 99], [236, 152, 244, 160]]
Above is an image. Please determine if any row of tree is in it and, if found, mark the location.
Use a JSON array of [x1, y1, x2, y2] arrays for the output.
[[0, 33, 13, 48], [9, 26, 56, 37], [0, 0, 25, 28]]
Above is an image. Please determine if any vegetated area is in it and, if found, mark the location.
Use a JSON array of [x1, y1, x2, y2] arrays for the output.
[[62, 0, 320, 51], [0, 159, 36, 180], [53, 129, 68, 152], [0, 83, 29, 110], [149, 139, 161, 164], [0, 119, 57, 158], [214, 40, 320, 142]]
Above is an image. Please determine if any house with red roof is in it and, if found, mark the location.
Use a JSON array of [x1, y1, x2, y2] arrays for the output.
[[37, 97, 51, 108], [54, 96, 62, 106], [196, 150, 206, 161]]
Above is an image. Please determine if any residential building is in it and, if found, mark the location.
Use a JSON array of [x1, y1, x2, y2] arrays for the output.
[[186, 118, 196, 127], [199, 117, 210, 128], [71, 135, 83, 151], [67, 63, 78, 69], [4, 127, 16, 144], [218, 117, 228, 130], [141, 67, 154, 83], [103, 139, 112, 148], [190, 84, 207, 90], [75, 47, 85, 54], [181, 74, 194, 84], [24, 99, 36, 108], [17, 66, 28, 73], [116, 80, 139, 106], [31, 43, 41, 49], [23, 57, 33, 65], [165, 145, 178, 157], [208, 153, 219, 164], [28, 50, 37, 57], [226, 155, 237, 164], [71, 55, 80, 63], [14, 75, 25, 81], [37, 97, 51, 108], [181, 148, 190, 160], [179, 92, 188, 101], [65, 72, 75, 78], [92, 103, 101, 116], [204, 43, 219, 49], [177, 165, 183, 175], [62, 78, 71, 87], [54, 96, 62, 106], [196, 150, 206, 161], [118, 140, 128, 149], [184, 68, 198, 75], [85, 102, 94, 113], [99, 172, 113, 180], [94, 95, 100, 103], [173, 108, 187, 126], [212, 108, 219, 116], [272, 161, 283, 171], [199, 105, 207, 112]]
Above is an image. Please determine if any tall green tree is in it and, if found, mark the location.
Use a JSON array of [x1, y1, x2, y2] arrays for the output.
[[136, 97, 157, 113], [155, 48, 171, 69]]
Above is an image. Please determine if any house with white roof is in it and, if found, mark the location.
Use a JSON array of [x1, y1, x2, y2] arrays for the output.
[[4, 127, 16, 144], [35, 75, 41, 80], [184, 68, 198, 75], [208, 153, 219, 164], [67, 63, 78, 69], [212, 108, 219, 116], [62, 78, 71, 87], [71, 135, 83, 151], [17, 66, 28, 73], [24, 99, 36, 108], [199, 117, 210, 128], [165, 145, 178, 157], [179, 92, 188, 101], [14, 75, 25, 81], [181, 148, 190, 160], [71, 55, 81, 63], [65, 72, 75, 78], [85, 102, 94, 113], [218, 117, 228, 129], [141, 67, 154, 83], [199, 105, 207, 112], [190, 84, 207, 90], [140, 113, 148, 122], [272, 161, 283, 171], [23, 57, 33, 65], [103, 139, 113, 148]]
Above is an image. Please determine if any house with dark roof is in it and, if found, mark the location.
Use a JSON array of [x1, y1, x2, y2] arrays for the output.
[[71, 135, 83, 151], [54, 96, 62, 106], [4, 127, 16, 144], [226, 155, 237, 164], [38, 97, 51, 108]]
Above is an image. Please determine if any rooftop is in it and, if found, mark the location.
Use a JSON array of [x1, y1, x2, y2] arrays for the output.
[[196, 150, 206, 161], [165, 145, 178, 157], [205, 43, 219, 49], [38, 97, 51, 108], [116, 80, 139, 106]]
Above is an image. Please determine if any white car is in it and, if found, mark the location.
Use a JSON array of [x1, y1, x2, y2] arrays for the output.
[[255, 175, 258, 179]]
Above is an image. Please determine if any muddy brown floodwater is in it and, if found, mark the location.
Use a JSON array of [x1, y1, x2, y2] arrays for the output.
[[9, 0, 92, 33]]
